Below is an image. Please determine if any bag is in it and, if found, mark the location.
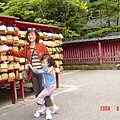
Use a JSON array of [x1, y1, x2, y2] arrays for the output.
[[22, 70, 28, 81], [26, 65, 30, 74], [22, 45, 29, 81], [22, 66, 30, 81], [22, 45, 34, 81]]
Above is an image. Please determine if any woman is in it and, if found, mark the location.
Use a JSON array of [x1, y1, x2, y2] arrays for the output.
[[6, 28, 59, 118]]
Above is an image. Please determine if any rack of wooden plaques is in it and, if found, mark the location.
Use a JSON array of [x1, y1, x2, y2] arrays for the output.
[[0, 23, 63, 104], [39, 32, 63, 72], [0, 25, 26, 103]]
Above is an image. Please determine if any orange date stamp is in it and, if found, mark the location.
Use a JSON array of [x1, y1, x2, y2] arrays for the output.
[[100, 106, 120, 111], [100, 106, 110, 111]]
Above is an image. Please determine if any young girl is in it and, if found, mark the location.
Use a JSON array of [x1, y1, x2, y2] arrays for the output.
[[29, 54, 59, 120]]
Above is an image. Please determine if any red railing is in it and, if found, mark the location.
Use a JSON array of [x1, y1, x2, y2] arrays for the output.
[[101, 41, 120, 63], [62, 40, 120, 65]]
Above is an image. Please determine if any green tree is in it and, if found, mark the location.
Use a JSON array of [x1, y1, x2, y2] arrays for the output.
[[85, 0, 120, 36], [0, 0, 9, 3], [0, 2, 8, 12], [2, 0, 43, 21], [2, 0, 88, 38], [35, 0, 88, 37]]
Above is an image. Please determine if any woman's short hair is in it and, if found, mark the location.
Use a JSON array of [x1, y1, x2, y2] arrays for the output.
[[26, 28, 40, 43], [41, 55, 54, 67]]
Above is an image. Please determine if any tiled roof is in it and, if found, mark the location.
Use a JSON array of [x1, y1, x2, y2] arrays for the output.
[[81, 17, 118, 30], [63, 32, 120, 44]]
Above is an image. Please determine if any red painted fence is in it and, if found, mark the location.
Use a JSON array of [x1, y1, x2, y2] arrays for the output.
[[62, 40, 120, 65], [101, 41, 120, 63]]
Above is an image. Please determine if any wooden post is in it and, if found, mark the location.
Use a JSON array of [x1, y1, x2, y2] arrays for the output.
[[98, 42, 102, 65], [56, 73, 59, 88], [20, 80, 25, 100], [10, 81, 17, 104]]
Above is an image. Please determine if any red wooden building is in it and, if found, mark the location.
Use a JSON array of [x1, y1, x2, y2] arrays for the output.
[[0, 15, 59, 104], [62, 32, 120, 65]]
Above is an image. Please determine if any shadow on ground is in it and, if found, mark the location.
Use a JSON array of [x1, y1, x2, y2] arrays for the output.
[[0, 82, 34, 108]]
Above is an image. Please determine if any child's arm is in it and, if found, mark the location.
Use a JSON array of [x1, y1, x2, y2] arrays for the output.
[[33, 68, 46, 74], [28, 64, 47, 74]]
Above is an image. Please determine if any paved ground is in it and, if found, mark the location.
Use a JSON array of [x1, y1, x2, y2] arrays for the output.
[[1, 70, 120, 120]]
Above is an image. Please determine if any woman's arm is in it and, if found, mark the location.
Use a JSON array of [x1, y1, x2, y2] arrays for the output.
[[0, 45, 23, 57], [8, 45, 27, 58], [33, 69, 45, 74]]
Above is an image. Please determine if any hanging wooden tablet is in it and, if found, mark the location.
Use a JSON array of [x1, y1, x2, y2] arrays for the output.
[[18, 31, 26, 38], [18, 40, 25, 46], [1, 73, 8, 81], [6, 35, 13, 44], [47, 33, 53, 40], [18, 72, 22, 80], [8, 63, 14, 70], [1, 52, 8, 55], [55, 40, 60, 46], [60, 66, 63, 71], [51, 41, 56, 47], [14, 57, 19, 62], [43, 41, 47, 45], [54, 67, 60, 73], [59, 33, 64, 40], [53, 34, 60, 40], [14, 27, 19, 35], [60, 54, 63, 59], [0, 36, 7, 44], [19, 65, 24, 71], [13, 36, 19, 44], [7, 55, 14, 62], [8, 72, 15, 82], [52, 48, 56, 52], [59, 41, 63, 46], [14, 62, 20, 69], [19, 58, 25, 63], [48, 48, 52, 52], [0, 55, 7, 61], [53, 54, 60, 59], [54, 61, 60, 67], [6, 27, 15, 34], [1, 63, 8, 72], [58, 47, 63, 52], [39, 32, 44, 39], [0, 25, 7, 34], [12, 46, 18, 51], [46, 41, 52, 47], [0, 45, 9, 53], [56, 47, 60, 52]]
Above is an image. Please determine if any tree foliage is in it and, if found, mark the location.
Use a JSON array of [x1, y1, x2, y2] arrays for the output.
[[1, 0, 120, 38], [0, 2, 8, 12], [1, 0, 88, 38], [84, 0, 120, 36]]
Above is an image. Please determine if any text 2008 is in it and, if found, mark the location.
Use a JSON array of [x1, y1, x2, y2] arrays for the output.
[[100, 106, 120, 111], [100, 106, 110, 111]]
